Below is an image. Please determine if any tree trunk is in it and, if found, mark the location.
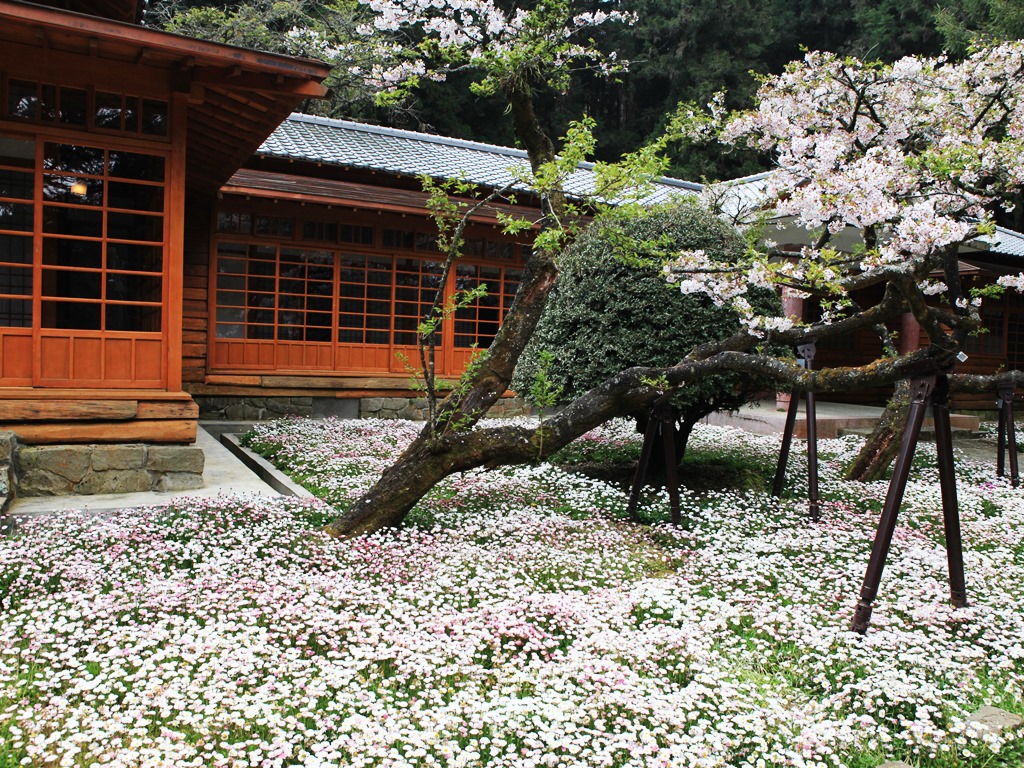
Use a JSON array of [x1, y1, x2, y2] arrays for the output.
[[845, 380, 911, 481], [325, 83, 567, 537]]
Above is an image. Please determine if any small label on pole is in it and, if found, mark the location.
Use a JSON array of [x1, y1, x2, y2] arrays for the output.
[[956, 351, 969, 362]]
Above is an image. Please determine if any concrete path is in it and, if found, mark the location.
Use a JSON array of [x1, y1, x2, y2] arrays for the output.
[[7, 425, 281, 517], [707, 399, 980, 439]]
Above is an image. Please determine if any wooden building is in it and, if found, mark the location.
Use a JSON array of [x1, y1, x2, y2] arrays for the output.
[[0, 0, 330, 445], [5, 0, 1024, 486], [178, 114, 698, 421]]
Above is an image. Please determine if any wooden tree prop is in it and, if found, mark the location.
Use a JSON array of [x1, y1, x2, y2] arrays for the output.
[[850, 372, 968, 633], [771, 343, 820, 521]]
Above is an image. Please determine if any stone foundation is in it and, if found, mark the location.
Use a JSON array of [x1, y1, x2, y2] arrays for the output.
[[15, 443, 205, 497], [359, 396, 532, 420], [196, 396, 317, 421], [1, 431, 16, 513], [196, 395, 532, 422]]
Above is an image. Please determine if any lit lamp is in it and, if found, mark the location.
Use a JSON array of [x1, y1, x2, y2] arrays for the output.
[[70, 181, 88, 196]]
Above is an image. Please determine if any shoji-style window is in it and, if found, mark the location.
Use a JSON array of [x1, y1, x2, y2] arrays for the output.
[[0, 135, 33, 330], [0, 131, 169, 388], [393, 257, 444, 346], [3, 77, 168, 138], [453, 264, 522, 348], [40, 142, 165, 333], [210, 206, 529, 377], [338, 254, 392, 344]]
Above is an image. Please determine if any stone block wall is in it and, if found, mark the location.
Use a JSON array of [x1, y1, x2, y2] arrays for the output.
[[16, 444, 205, 497], [196, 396, 315, 421], [196, 395, 532, 422], [0, 430, 16, 513], [359, 396, 533, 420]]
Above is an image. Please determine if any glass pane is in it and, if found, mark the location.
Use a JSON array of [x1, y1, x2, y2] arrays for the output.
[[307, 326, 330, 342], [217, 290, 244, 306], [0, 298, 31, 327], [367, 330, 388, 344], [44, 175, 103, 206], [216, 323, 243, 339], [40, 84, 56, 121], [217, 307, 244, 324], [41, 301, 100, 329], [0, 265, 31, 295], [107, 151, 164, 182], [59, 87, 88, 126], [95, 92, 122, 130], [44, 143, 105, 175], [42, 238, 102, 269], [217, 276, 245, 292], [106, 303, 160, 332], [0, 202, 33, 232], [123, 96, 139, 133], [0, 169, 32, 199], [7, 80, 37, 120], [108, 212, 163, 242], [107, 273, 162, 302], [217, 241, 247, 258], [107, 243, 162, 272], [247, 325, 273, 340], [108, 181, 164, 212], [0, 234, 32, 264], [141, 100, 168, 136], [42, 268, 101, 299], [248, 277, 275, 293], [0, 136, 34, 169], [42, 206, 103, 238]]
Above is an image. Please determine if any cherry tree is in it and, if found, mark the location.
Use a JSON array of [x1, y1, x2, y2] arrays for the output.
[[670, 44, 1024, 478], [325, 3, 1024, 535]]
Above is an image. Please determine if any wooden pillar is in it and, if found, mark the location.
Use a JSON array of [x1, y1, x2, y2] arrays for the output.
[[898, 312, 922, 355]]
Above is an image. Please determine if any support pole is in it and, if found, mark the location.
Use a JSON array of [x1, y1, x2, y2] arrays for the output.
[[998, 382, 1020, 488], [851, 375, 935, 634], [659, 405, 682, 526], [997, 395, 1007, 478], [627, 414, 658, 522], [772, 389, 800, 497], [932, 374, 968, 608], [799, 343, 820, 522]]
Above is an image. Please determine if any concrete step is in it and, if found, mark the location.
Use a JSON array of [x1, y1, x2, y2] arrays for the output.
[[838, 426, 981, 441]]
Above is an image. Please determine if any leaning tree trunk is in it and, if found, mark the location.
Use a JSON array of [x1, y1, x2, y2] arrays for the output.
[[845, 380, 911, 481], [325, 83, 565, 538]]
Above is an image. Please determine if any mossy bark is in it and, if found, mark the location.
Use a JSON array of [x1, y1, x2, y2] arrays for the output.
[[845, 380, 911, 482]]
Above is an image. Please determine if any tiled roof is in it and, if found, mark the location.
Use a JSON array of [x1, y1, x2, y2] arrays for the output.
[[258, 113, 701, 204], [986, 226, 1024, 258], [717, 172, 1024, 259]]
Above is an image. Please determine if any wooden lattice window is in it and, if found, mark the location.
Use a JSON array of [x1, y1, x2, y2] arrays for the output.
[[338, 254, 391, 344], [39, 141, 165, 332], [393, 257, 444, 346], [3, 77, 168, 138], [453, 264, 521, 348], [277, 247, 334, 342], [0, 135, 34, 328]]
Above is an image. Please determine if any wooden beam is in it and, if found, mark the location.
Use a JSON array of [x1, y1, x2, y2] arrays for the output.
[[136, 401, 199, 419], [205, 374, 263, 385], [261, 375, 418, 390], [0, 400, 138, 421], [0, 389, 193, 401], [5, 420, 197, 444]]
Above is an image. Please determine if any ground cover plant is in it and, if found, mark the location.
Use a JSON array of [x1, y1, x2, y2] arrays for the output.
[[2, 418, 1024, 768]]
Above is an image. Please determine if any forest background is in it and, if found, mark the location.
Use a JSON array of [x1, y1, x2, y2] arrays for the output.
[[150, 0, 1024, 230]]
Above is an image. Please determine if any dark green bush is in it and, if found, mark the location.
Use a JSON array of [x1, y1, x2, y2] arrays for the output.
[[513, 199, 782, 455]]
